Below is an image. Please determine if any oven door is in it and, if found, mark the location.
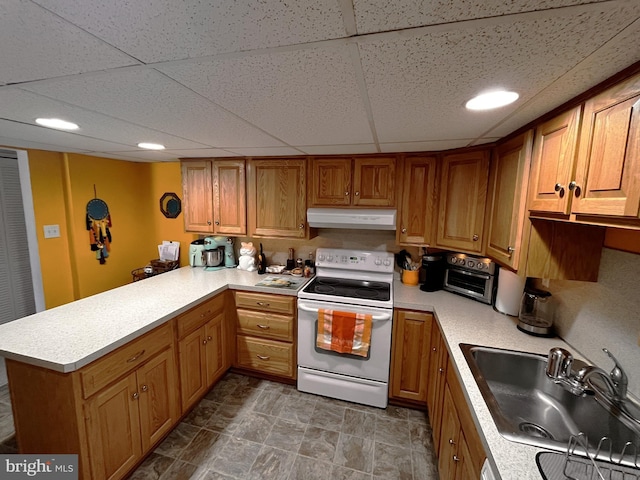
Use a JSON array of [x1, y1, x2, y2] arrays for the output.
[[443, 267, 493, 304], [297, 299, 393, 383]]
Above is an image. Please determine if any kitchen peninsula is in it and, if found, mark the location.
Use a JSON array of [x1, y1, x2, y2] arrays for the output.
[[0, 266, 585, 480]]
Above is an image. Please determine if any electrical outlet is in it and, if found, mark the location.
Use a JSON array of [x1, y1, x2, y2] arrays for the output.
[[43, 224, 60, 239]]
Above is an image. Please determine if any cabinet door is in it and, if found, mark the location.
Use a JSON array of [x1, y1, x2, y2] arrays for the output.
[[353, 157, 396, 206], [528, 107, 581, 214], [85, 374, 142, 480], [486, 131, 533, 270], [205, 312, 227, 387], [136, 348, 180, 452], [390, 310, 433, 402], [181, 160, 214, 233], [438, 385, 461, 480], [572, 74, 640, 217], [454, 432, 476, 480], [248, 159, 307, 238], [427, 325, 448, 453], [213, 159, 246, 234], [178, 327, 207, 413], [436, 150, 489, 253], [398, 156, 437, 245], [309, 158, 352, 206]]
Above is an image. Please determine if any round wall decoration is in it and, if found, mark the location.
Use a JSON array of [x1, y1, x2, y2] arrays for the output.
[[160, 192, 181, 218]]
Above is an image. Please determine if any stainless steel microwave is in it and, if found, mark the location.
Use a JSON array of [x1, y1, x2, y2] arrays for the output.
[[443, 253, 496, 305]]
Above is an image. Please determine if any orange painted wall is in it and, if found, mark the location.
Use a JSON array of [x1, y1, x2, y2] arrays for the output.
[[27, 150, 75, 309]]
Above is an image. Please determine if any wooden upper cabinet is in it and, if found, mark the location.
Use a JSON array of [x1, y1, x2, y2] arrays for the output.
[[572, 73, 640, 218], [436, 150, 490, 253], [309, 158, 352, 206], [398, 155, 437, 245], [527, 106, 581, 214], [309, 156, 396, 207], [248, 159, 307, 238], [181, 160, 214, 233], [486, 131, 534, 270], [213, 159, 246, 235]]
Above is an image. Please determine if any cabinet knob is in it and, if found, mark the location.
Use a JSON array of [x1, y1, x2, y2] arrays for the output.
[[141, 385, 148, 392], [453, 455, 460, 463], [554, 183, 565, 197], [439, 367, 444, 374], [256, 354, 270, 360], [472, 234, 479, 241], [200, 310, 211, 318], [569, 181, 582, 197], [132, 392, 139, 400], [345, 191, 349, 196], [354, 191, 360, 196], [215, 220, 220, 225], [207, 220, 212, 225], [507, 246, 514, 255], [203, 339, 208, 345], [299, 223, 305, 229], [449, 438, 455, 445], [432, 347, 437, 352], [401, 227, 407, 234], [207, 335, 212, 341]]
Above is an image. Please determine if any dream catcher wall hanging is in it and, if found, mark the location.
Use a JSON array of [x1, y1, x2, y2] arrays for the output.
[[86, 187, 112, 264]]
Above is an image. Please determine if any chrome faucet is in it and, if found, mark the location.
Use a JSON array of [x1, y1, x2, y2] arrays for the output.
[[546, 347, 629, 403]]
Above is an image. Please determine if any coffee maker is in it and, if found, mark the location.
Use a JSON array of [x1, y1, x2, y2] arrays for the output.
[[204, 236, 237, 268]]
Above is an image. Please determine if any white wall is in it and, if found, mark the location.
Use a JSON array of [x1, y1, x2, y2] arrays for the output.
[[543, 248, 640, 398]]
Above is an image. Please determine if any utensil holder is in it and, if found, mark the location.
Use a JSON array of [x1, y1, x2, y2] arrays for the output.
[[402, 269, 419, 285]]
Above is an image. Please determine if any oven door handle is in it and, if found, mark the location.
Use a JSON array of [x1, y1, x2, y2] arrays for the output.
[[298, 303, 392, 321]]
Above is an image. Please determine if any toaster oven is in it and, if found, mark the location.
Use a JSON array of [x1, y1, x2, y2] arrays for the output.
[[443, 253, 496, 304]]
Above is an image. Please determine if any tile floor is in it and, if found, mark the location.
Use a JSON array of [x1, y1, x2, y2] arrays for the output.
[[0, 374, 440, 479]]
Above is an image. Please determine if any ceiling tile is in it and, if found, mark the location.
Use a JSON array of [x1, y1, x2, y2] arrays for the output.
[[380, 140, 472, 152], [354, 0, 612, 34], [31, 0, 346, 63], [22, 69, 287, 148], [90, 150, 179, 162], [225, 147, 304, 157], [359, 4, 640, 143], [159, 47, 375, 146], [0, 88, 208, 150], [297, 144, 379, 155], [165, 149, 240, 158], [0, 0, 138, 84], [0, 137, 89, 154]]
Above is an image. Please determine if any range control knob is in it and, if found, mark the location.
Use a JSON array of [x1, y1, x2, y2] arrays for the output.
[[458, 260, 466, 267], [317, 254, 326, 262], [476, 263, 484, 270], [383, 259, 392, 266], [450, 257, 457, 264], [467, 260, 475, 268], [375, 257, 382, 266], [327, 255, 334, 262]]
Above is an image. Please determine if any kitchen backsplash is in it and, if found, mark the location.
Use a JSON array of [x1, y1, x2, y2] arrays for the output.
[[537, 248, 640, 398]]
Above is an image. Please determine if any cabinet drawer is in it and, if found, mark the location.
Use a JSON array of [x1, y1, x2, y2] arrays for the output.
[[81, 322, 173, 399], [236, 336, 294, 378], [234, 292, 295, 315], [177, 295, 225, 338], [236, 309, 293, 341]]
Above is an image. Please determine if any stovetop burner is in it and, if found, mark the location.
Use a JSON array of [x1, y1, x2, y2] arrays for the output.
[[303, 276, 391, 302]]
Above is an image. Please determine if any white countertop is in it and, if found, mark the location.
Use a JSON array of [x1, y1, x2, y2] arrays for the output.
[[0, 267, 578, 479]]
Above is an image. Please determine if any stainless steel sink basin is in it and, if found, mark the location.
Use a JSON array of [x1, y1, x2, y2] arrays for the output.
[[461, 344, 640, 464]]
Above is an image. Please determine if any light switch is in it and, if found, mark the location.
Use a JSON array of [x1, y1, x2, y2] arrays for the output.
[[43, 224, 60, 238]]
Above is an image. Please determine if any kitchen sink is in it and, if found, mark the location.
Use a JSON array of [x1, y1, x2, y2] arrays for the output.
[[460, 344, 640, 465]]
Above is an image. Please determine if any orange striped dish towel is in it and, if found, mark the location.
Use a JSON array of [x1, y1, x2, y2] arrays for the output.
[[316, 309, 372, 357]]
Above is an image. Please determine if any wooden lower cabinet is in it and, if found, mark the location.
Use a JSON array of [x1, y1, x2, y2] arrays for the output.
[[427, 321, 449, 454], [389, 310, 433, 403]]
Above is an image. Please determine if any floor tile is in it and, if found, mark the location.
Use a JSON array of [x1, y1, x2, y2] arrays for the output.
[[341, 408, 376, 438], [0, 435, 17, 454], [233, 411, 276, 443], [128, 452, 174, 480], [158, 460, 209, 480], [406, 408, 429, 425], [309, 401, 345, 432], [331, 465, 373, 480], [373, 442, 413, 479], [410, 422, 434, 454], [412, 448, 438, 479], [277, 395, 317, 424], [377, 405, 409, 420], [0, 385, 10, 405], [227, 384, 262, 406], [248, 445, 295, 480], [206, 403, 247, 434], [264, 418, 306, 451], [204, 379, 238, 403], [200, 471, 236, 480], [375, 416, 411, 448], [252, 390, 286, 416], [179, 430, 229, 467], [298, 425, 340, 462], [333, 433, 374, 474], [288, 455, 332, 480], [154, 423, 201, 458], [210, 437, 262, 478], [182, 399, 219, 428], [0, 412, 15, 443]]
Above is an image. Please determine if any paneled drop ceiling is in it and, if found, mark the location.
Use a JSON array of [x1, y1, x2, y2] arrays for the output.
[[1, 0, 639, 162]]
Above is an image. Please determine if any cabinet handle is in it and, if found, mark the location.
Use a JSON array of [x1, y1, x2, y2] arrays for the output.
[[449, 438, 455, 445], [207, 335, 212, 341], [257, 302, 270, 307], [453, 455, 460, 462], [256, 354, 270, 360], [507, 246, 514, 255], [132, 392, 139, 399], [472, 234, 479, 241], [141, 385, 148, 392], [345, 191, 349, 196], [554, 183, 565, 197], [355, 191, 360, 196], [200, 309, 211, 318], [207, 220, 212, 225], [215, 220, 220, 225], [126, 350, 146, 363], [299, 223, 305, 229], [569, 181, 582, 197], [257, 324, 270, 329], [203, 339, 208, 345], [439, 367, 444, 374], [401, 227, 407, 234]]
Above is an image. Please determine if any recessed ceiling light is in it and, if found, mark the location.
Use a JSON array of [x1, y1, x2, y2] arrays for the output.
[[137, 142, 166, 150], [465, 91, 519, 110], [35, 118, 79, 130]]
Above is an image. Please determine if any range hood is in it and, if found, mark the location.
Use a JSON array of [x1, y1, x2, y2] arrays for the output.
[[307, 208, 397, 230]]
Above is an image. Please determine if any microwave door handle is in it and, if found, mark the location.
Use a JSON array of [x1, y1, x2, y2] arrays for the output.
[[451, 269, 491, 281], [298, 303, 392, 322]]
